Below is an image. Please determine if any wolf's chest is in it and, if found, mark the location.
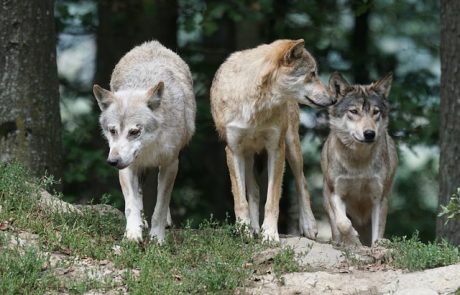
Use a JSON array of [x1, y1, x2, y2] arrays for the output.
[[225, 120, 283, 153], [335, 172, 384, 200]]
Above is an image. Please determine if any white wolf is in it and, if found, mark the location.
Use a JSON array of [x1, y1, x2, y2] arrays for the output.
[[93, 41, 196, 243]]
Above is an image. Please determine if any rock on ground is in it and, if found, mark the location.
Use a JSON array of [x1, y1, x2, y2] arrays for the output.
[[246, 236, 460, 295]]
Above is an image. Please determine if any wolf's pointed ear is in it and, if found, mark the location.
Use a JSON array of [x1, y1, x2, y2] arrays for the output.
[[283, 39, 305, 65], [146, 81, 164, 110], [372, 72, 393, 99], [93, 84, 113, 111], [329, 72, 350, 98]]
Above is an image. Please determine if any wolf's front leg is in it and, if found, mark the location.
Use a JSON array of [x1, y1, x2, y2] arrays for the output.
[[119, 167, 143, 242], [330, 194, 361, 247], [225, 146, 251, 228], [245, 154, 260, 234], [261, 140, 286, 242], [323, 184, 341, 245], [150, 159, 179, 244]]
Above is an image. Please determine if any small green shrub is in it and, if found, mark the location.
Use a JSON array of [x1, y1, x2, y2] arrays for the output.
[[273, 247, 302, 275], [388, 232, 459, 271], [439, 187, 460, 224], [0, 162, 38, 213]]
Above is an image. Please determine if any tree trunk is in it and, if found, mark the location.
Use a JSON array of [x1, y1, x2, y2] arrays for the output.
[[94, 0, 177, 88], [350, 0, 371, 83], [437, 0, 460, 245], [0, 0, 62, 182]]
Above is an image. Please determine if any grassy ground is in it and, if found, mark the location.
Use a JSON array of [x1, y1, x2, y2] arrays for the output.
[[0, 162, 301, 294], [1, 162, 459, 294]]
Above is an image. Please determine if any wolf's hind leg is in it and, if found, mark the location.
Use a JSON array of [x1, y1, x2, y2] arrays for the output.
[[261, 139, 285, 242], [150, 158, 179, 244], [286, 125, 318, 240], [119, 167, 143, 242]]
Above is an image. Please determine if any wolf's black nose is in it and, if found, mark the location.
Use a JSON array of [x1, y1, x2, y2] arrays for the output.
[[107, 158, 119, 167], [363, 130, 376, 141]]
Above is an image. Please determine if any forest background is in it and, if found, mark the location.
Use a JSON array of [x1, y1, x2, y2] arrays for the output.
[[2, 0, 455, 243]]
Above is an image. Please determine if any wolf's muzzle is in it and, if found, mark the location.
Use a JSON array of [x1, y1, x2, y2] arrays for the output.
[[304, 95, 336, 107], [363, 130, 376, 142], [107, 157, 127, 169]]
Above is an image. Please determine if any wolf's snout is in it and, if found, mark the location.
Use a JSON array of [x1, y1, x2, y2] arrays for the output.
[[363, 130, 376, 141], [107, 158, 120, 167], [304, 94, 336, 108]]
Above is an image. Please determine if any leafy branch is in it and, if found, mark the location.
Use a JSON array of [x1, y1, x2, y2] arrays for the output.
[[438, 187, 460, 224]]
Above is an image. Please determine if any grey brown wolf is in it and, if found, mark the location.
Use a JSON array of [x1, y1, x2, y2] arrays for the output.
[[93, 41, 196, 243], [321, 72, 398, 247], [210, 39, 336, 242]]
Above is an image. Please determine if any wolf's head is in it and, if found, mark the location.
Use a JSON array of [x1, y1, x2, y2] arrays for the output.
[[327, 72, 393, 147], [263, 39, 336, 108], [92, 82, 164, 169]]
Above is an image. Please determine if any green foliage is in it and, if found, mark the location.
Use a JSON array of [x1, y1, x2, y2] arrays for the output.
[[272, 247, 302, 275], [388, 232, 459, 271], [0, 248, 55, 294], [386, 150, 438, 242], [0, 162, 37, 203], [118, 220, 267, 294], [0, 162, 124, 260], [0, 245, 110, 294], [438, 187, 460, 223]]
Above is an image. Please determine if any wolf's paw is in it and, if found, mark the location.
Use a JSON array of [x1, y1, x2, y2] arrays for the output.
[[299, 216, 318, 240], [343, 233, 362, 248], [372, 238, 389, 248], [251, 224, 261, 235], [261, 223, 280, 243], [261, 230, 280, 243], [166, 208, 173, 228], [235, 219, 253, 239], [149, 226, 166, 245], [124, 227, 143, 242]]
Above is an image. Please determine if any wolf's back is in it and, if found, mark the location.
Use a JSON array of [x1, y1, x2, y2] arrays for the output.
[[110, 41, 192, 90]]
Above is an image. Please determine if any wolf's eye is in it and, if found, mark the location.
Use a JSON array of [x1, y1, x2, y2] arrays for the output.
[[109, 128, 117, 135], [349, 109, 358, 115], [373, 109, 380, 115], [129, 129, 140, 137]]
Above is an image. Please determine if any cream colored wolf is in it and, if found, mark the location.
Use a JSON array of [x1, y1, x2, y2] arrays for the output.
[[322, 72, 398, 247], [210, 39, 335, 242], [93, 41, 196, 243]]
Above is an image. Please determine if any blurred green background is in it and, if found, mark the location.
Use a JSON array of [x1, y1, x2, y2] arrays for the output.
[[55, 0, 440, 241]]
